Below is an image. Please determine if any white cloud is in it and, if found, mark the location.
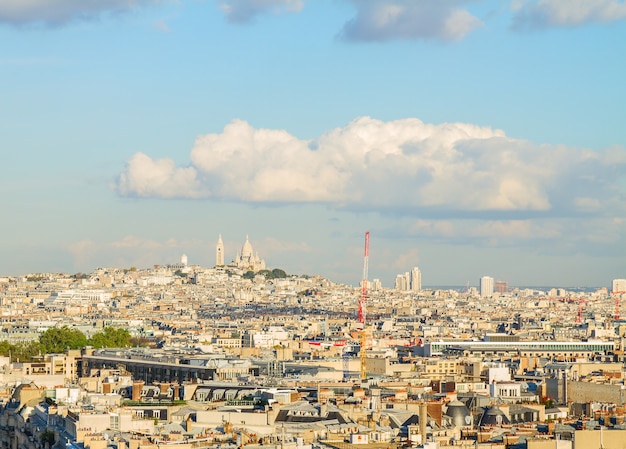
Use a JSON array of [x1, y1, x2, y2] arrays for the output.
[[470, 219, 560, 239], [0, 0, 162, 26], [258, 237, 312, 253], [115, 116, 626, 220], [115, 152, 207, 199], [67, 239, 98, 271], [339, 0, 483, 42], [153, 19, 170, 32], [392, 248, 420, 270], [218, 0, 303, 23], [511, 0, 626, 30], [66, 235, 210, 272], [111, 235, 163, 249], [408, 218, 561, 241], [401, 215, 625, 257], [410, 220, 457, 238]]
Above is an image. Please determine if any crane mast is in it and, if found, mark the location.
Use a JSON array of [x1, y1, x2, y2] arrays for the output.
[[359, 231, 369, 381], [613, 291, 625, 321]]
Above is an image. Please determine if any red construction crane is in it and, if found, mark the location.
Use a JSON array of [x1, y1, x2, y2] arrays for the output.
[[358, 231, 369, 381], [612, 291, 625, 321], [575, 297, 588, 324]]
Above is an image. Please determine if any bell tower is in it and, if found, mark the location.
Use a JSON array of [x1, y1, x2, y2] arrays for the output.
[[216, 234, 224, 266]]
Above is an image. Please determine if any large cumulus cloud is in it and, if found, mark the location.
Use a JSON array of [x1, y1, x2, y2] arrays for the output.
[[115, 117, 626, 219], [0, 0, 162, 26], [115, 152, 207, 199], [114, 116, 626, 218]]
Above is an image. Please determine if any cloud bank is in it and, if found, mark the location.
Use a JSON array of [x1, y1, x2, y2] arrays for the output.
[[511, 0, 626, 30], [3, 0, 623, 34], [339, 0, 483, 42], [115, 116, 626, 220], [218, 0, 303, 23], [0, 0, 162, 26]]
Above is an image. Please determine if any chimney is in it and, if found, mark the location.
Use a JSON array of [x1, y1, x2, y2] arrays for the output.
[[419, 402, 428, 443], [132, 381, 144, 401]]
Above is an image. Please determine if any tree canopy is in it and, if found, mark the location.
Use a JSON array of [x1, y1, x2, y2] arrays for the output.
[[0, 340, 42, 362], [256, 268, 288, 279], [39, 326, 87, 353], [0, 326, 136, 361], [90, 327, 132, 348]]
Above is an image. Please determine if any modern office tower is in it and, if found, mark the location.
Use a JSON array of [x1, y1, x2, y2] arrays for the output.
[[410, 267, 422, 291], [181, 254, 188, 267], [371, 278, 382, 291], [495, 280, 508, 294], [613, 279, 626, 293], [395, 274, 408, 291], [216, 234, 225, 266], [480, 276, 494, 297]]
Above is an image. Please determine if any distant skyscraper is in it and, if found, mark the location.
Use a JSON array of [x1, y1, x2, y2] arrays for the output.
[[216, 234, 224, 266], [480, 276, 494, 297], [181, 254, 188, 267], [495, 280, 508, 294], [613, 279, 626, 293], [395, 274, 408, 291], [410, 267, 422, 292]]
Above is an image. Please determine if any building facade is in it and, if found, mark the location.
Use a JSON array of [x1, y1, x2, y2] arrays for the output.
[[410, 267, 422, 292], [480, 276, 494, 297], [216, 234, 225, 266]]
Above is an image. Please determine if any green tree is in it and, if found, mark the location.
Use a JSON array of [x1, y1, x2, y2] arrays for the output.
[[243, 271, 255, 280], [271, 268, 287, 278], [39, 326, 87, 353], [0, 340, 11, 357], [11, 341, 42, 362], [257, 269, 287, 279], [89, 327, 132, 348]]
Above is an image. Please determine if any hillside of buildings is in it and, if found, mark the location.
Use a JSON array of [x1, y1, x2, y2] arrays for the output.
[[0, 262, 625, 449]]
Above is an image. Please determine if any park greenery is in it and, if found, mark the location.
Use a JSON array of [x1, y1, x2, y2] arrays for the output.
[[243, 268, 288, 280], [0, 326, 136, 362]]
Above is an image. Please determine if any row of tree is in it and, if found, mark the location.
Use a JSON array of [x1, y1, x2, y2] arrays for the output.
[[243, 268, 288, 280], [0, 326, 135, 362]]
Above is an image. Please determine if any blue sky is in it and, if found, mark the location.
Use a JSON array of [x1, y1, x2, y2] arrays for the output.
[[1, 0, 625, 287]]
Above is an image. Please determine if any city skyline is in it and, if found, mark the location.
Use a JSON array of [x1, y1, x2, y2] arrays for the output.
[[1, 1, 625, 286]]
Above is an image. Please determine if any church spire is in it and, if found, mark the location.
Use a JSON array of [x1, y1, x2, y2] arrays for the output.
[[215, 234, 224, 266]]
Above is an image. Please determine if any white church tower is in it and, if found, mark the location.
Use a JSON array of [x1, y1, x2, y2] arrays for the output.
[[216, 234, 225, 266]]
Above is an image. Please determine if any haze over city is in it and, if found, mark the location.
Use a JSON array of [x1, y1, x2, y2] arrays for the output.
[[1, 0, 624, 287]]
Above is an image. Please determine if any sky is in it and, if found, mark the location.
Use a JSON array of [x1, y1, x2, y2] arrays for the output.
[[0, 0, 625, 288]]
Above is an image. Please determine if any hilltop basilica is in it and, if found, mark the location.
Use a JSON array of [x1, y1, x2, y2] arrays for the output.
[[215, 234, 266, 272]]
